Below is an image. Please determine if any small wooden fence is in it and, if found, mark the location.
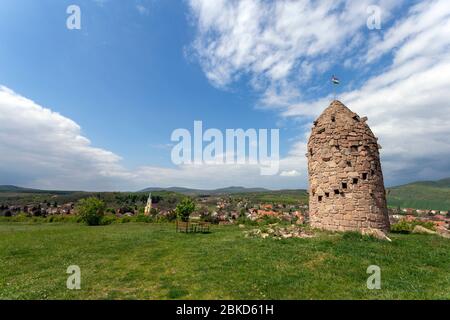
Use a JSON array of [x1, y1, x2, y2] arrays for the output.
[[176, 220, 210, 233]]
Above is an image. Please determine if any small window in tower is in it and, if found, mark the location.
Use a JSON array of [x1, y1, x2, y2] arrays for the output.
[[325, 192, 330, 198], [318, 196, 323, 202], [362, 173, 368, 180], [334, 189, 340, 195], [346, 161, 352, 167], [351, 146, 358, 152], [331, 116, 336, 122], [353, 178, 359, 184], [371, 169, 375, 175], [342, 182, 348, 189]]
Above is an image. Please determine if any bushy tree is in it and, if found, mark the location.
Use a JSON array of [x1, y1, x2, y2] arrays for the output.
[[175, 198, 196, 222], [76, 197, 106, 226]]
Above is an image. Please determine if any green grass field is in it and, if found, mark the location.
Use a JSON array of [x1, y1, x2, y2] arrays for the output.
[[0, 222, 449, 300]]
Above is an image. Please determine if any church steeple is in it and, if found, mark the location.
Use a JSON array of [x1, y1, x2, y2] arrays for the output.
[[144, 193, 152, 215]]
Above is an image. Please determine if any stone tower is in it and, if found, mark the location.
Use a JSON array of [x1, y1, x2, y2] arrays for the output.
[[307, 100, 390, 232]]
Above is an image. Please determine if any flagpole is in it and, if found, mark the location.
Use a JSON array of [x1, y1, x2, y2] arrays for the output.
[[331, 75, 339, 101]]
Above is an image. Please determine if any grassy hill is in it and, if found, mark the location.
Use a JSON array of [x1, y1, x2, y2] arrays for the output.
[[387, 178, 450, 211]]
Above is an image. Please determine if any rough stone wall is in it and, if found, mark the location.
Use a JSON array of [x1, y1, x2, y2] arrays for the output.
[[307, 100, 390, 232]]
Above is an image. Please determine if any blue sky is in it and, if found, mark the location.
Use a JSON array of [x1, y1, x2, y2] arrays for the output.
[[1, 0, 450, 191]]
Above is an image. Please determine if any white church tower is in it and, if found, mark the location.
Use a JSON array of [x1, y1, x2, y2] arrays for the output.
[[144, 193, 152, 216]]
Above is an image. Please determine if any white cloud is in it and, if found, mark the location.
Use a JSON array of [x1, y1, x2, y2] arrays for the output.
[[282, 0, 450, 185], [280, 170, 301, 177], [187, 0, 450, 186], [136, 4, 150, 15], [0, 86, 306, 190], [187, 0, 403, 102], [0, 86, 136, 190]]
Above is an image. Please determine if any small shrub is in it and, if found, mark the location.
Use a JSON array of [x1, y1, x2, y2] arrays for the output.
[[120, 216, 132, 223], [259, 215, 282, 225], [391, 219, 436, 234], [175, 198, 196, 222], [391, 220, 414, 234], [235, 216, 257, 226], [135, 214, 152, 223], [415, 220, 436, 231], [101, 215, 117, 225], [76, 197, 106, 226]]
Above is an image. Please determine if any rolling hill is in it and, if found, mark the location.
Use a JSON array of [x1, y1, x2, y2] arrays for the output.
[[140, 186, 270, 195], [387, 178, 450, 211], [2, 177, 450, 210], [0, 185, 76, 195], [0, 185, 42, 192]]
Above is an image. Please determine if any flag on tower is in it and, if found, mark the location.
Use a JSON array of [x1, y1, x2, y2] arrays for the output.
[[331, 75, 340, 85]]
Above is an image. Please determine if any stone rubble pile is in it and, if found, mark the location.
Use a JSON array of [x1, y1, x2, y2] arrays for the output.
[[413, 225, 450, 239], [244, 224, 315, 240]]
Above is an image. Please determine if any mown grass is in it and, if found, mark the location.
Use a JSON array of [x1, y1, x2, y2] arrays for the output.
[[0, 222, 449, 300]]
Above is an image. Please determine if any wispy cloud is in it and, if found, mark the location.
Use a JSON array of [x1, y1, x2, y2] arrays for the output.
[[187, 0, 403, 104], [136, 4, 150, 15], [187, 0, 450, 186]]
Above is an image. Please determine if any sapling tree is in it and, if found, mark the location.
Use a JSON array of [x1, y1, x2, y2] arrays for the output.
[[175, 198, 196, 222]]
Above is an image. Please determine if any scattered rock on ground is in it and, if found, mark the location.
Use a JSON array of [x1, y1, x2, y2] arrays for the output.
[[436, 228, 450, 239], [412, 225, 437, 235], [361, 228, 392, 242], [244, 224, 314, 240], [435, 227, 450, 238]]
